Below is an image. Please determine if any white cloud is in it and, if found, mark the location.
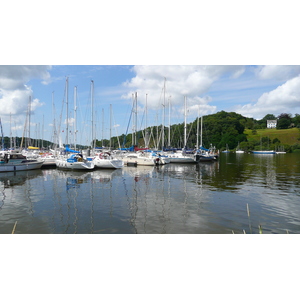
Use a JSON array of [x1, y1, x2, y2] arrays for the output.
[[0, 65, 51, 125], [256, 65, 300, 81], [235, 75, 300, 119], [122, 65, 245, 119]]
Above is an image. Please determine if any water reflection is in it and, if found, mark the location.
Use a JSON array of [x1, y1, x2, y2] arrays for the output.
[[0, 153, 300, 233]]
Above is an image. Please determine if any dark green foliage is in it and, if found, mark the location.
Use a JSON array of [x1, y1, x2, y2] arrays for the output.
[[201, 111, 247, 149], [272, 138, 280, 144], [277, 113, 292, 129]]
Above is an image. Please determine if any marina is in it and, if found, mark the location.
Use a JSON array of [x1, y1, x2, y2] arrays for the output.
[[1, 152, 299, 234]]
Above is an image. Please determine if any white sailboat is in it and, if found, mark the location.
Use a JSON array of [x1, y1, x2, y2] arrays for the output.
[[236, 142, 244, 153], [56, 152, 95, 170], [168, 96, 195, 164], [194, 112, 215, 162], [93, 151, 124, 169], [121, 151, 159, 166], [55, 80, 95, 170]]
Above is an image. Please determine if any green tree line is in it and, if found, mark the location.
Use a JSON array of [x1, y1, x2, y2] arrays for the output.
[[2, 111, 300, 152]]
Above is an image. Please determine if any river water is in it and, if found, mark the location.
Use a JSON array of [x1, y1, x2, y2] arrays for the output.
[[1, 152, 300, 234]]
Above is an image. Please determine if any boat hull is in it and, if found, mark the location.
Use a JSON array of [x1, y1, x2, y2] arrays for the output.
[[0, 161, 44, 172], [251, 151, 276, 154], [121, 156, 156, 166], [94, 158, 124, 169], [55, 159, 95, 170]]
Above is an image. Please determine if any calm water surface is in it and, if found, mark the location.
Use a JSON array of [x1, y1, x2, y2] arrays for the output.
[[1, 153, 300, 234]]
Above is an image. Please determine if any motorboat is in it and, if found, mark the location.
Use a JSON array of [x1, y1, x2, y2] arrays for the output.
[[0, 151, 43, 172]]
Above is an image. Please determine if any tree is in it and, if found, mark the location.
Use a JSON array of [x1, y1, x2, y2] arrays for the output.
[[276, 113, 292, 129]]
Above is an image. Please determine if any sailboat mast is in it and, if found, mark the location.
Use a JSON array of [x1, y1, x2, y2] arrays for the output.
[[110, 104, 112, 149], [201, 115, 203, 147], [74, 86, 77, 150], [196, 106, 199, 149], [168, 95, 171, 148], [0, 118, 4, 150], [162, 77, 166, 150], [91, 80, 94, 149], [102, 108, 104, 147], [28, 95, 31, 147], [10, 113, 12, 149], [184, 96, 187, 148], [135, 92, 137, 146], [66, 77, 69, 146], [145, 93, 148, 148]]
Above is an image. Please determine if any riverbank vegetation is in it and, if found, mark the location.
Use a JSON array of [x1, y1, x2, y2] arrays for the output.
[[2, 111, 300, 152], [106, 111, 300, 153]]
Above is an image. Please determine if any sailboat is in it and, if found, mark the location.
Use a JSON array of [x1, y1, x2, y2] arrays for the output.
[[222, 144, 230, 153], [194, 112, 215, 162], [168, 96, 195, 164], [235, 142, 244, 153], [93, 150, 124, 169], [251, 136, 275, 154], [55, 80, 95, 170]]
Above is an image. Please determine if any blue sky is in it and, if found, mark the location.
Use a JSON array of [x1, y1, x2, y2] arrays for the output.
[[1, 65, 300, 146], [1, 1, 300, 146]]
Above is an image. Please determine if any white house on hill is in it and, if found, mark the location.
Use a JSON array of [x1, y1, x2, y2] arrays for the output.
[[267, 119, 277, 128]]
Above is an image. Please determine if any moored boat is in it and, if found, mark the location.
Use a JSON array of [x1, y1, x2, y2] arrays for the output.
[[93, 152, 124, 169], [251, 150, 276, 154], [56, 153, 95, 170], [0, 152, 43, 172]]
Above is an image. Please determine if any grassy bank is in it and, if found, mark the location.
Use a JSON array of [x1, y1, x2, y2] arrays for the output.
[[244, 128, 300, 145]]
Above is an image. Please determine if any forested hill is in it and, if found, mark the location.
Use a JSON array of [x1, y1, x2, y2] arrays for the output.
[[107, 110, 248, 150], [108, 110, 300, 152], [200, 111, 248, 150]]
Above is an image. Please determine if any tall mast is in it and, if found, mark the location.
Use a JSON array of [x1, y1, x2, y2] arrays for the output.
[[42, 115, 44, 148], [201, 115, 203, 147], [28, 95, 31, 147], [145, 93, 149, 148], [74, 86, 77, 150], [135, 92, 137, 145], [0, 118, 4, 150], [196, 106, 199, 149], [110, 104, 112, 149], [168, 95, 171, 148], [102, 108, 104, 147], [132, 93, 135, 146], [10, 113, 12, 149], [184, 96, 187, 148], [91, 80, 94, 149], [162, 77, 166, 150], [66, 77, 69, 146]]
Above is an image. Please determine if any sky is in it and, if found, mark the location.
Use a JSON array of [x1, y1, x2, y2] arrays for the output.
[[1, 65, 300, 146], [1, 1, 300, 147]]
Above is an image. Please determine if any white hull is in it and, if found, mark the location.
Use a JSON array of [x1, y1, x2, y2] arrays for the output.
[[0, 161, 43, 172], [94, 158, 124, 169], [168, 157, 195, 163], [168, 152, 195, 163], [121, 154, 156, 166], [55, 158, 95, 170]]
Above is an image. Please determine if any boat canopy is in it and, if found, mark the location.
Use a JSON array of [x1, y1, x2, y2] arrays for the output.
[[65, 146, 80, 153]]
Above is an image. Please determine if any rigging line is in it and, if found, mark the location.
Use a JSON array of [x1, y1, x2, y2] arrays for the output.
[[57, 77, 67, 146], [186, 122, 194, 147], [112, 107, 121, 149], [123, 104, 133, 147]]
